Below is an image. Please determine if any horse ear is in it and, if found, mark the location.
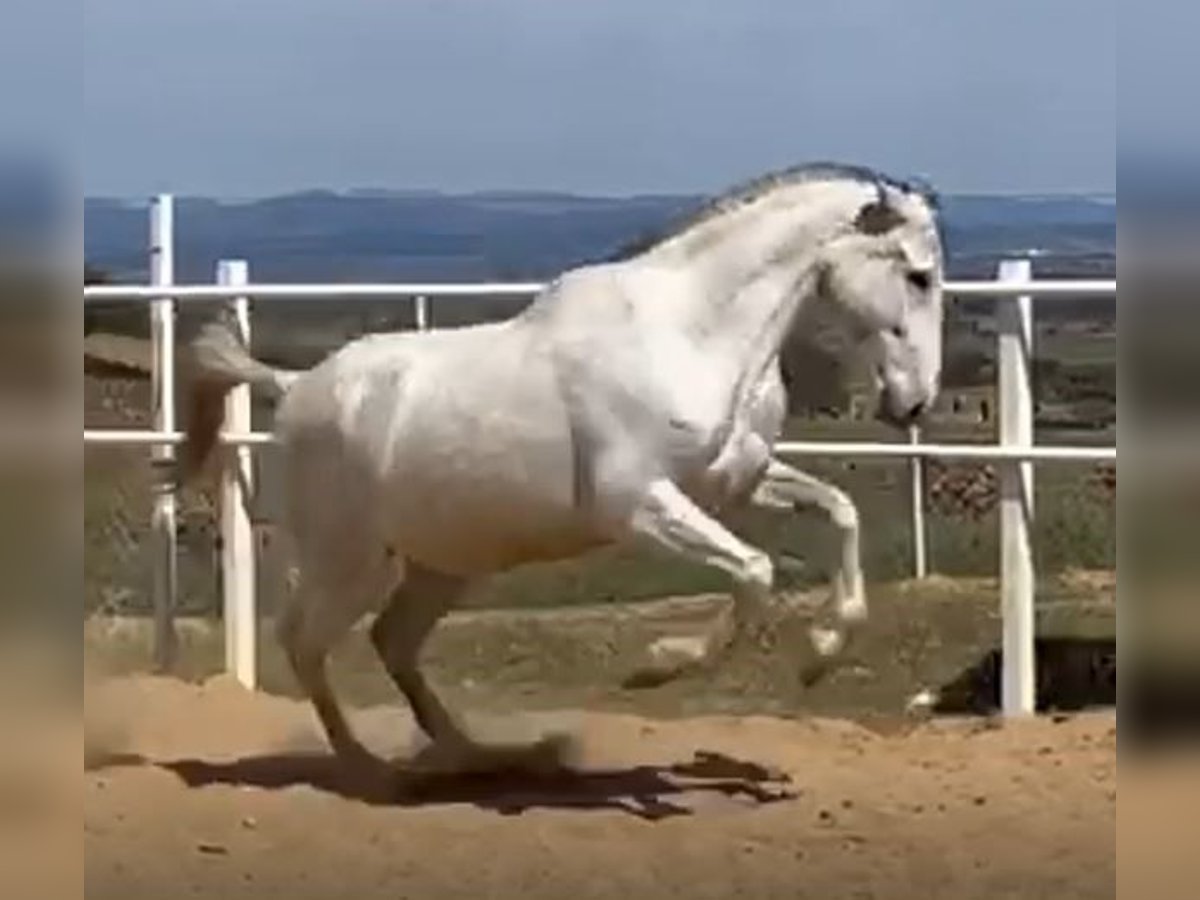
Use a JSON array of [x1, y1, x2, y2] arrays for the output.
[[854, 199, 905, 236]]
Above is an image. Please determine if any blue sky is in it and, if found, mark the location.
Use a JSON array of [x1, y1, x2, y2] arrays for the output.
[[81, 0, 1115, 198]]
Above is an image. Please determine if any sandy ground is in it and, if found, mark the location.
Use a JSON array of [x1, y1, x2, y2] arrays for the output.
[[85, 674, 1116, 900], [0, 636, 81, 900]]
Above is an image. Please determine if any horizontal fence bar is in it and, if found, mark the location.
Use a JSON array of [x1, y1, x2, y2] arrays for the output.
[[83, 278, 1116, 303], [84, 429, 272, 446], [84, 282, 546, 302], [83, 428, 1115, 462], [942, 279, 1114, 297], [774, 441, 1115, 462]]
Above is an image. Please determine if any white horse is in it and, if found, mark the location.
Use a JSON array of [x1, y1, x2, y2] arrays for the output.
[[182, 162, 945, 777]]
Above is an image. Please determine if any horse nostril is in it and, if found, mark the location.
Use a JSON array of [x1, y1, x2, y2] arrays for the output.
[[907, 401, 927, 422]]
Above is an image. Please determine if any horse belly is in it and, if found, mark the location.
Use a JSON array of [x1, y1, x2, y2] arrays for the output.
[[381, 465, 607, 574]]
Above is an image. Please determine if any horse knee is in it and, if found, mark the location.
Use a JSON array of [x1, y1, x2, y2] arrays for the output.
[[734, 552, 774, 602], [830, 496, 859, 532]]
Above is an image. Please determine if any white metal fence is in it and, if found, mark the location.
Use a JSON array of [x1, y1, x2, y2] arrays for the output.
[[84, 194, 1117, 717]]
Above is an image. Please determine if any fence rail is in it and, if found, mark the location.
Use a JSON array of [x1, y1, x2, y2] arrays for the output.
[[84, 278, 1117, 301], [84, 194, 1117, 717], [82, 428, 1115, 462]]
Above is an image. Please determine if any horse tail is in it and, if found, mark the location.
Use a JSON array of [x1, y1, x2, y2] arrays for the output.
[[180, 321, 302, 481]]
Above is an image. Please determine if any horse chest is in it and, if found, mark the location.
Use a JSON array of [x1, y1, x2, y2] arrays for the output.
[[677, 369, 784, 508]]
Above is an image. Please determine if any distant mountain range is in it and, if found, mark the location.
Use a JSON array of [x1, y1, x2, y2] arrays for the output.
[[84, 190, 1115, 284]]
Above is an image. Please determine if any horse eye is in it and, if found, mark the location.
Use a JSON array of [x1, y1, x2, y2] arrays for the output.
[[907, 270, 931, 291]]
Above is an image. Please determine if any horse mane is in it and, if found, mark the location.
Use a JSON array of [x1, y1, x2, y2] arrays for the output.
[[606, 161, 939, 262]]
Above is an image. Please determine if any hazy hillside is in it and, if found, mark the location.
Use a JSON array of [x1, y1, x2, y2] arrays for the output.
[[84, 190, 1115, 284]]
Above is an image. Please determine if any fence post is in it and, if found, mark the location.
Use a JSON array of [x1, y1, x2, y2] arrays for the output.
[[414, 294, 430, 331], [217, 260, 258, 689], [149, 194, 178, 672], [997, 258, 1036, 716], [908, 424, 928, 578]]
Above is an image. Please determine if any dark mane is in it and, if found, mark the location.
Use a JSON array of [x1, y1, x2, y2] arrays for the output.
[[606, 161, 938, 262]]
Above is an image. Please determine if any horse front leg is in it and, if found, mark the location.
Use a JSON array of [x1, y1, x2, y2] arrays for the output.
[[622, 478, 777, 687], [751, 458, 866, 674]]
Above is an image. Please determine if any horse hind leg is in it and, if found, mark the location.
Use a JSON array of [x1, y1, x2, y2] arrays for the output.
[[367, 566, 466, 750], [276, 559, 398, 789], [369, 565, 574, 776]]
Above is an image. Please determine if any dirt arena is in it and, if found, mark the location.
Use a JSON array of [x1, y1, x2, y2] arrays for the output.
[[84, 653, 1116, 899]]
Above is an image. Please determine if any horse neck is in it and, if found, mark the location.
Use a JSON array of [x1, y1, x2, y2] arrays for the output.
[[653, 188, 844, 386]]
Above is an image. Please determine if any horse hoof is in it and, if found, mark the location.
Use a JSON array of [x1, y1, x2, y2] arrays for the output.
[[526, 730, 580, 774], [799, 660, 831, 689], [407, 738, 474, 775], [809, 625, 845, 658], [335, 747, 397, 800], [405, 728, 578, 777], [622, 664, 677, 690], [622, 635, 709, 689]]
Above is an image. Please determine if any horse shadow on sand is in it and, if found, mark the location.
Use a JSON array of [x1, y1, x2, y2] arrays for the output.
[[151, 748, 797, 821]]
